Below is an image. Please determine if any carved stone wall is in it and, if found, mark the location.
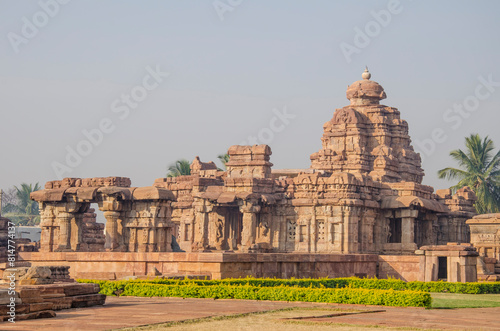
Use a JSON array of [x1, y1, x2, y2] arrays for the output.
[[467, 213, 500, 260]]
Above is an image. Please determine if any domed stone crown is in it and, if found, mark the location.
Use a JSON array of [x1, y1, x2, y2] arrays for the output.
[[346, 68, 387, 105]]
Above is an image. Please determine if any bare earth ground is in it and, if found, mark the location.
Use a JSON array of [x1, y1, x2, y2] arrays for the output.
[[1, 296, 499, 331]]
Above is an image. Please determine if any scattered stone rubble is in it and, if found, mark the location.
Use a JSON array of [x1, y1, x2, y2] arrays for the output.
[[0, 282, 104, 322], [0, 265, 105, 321], [0, 217, 32, 279]]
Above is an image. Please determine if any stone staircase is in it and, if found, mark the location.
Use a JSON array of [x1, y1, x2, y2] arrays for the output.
[[495, 262, 500, 275], [478, 257, 500, 281]]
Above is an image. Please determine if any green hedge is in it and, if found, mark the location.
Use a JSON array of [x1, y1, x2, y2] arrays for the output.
[[78, 277, 500, 294], [78, 281, 431, 308]]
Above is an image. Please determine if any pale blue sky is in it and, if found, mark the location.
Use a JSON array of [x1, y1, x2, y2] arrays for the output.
[[1, 0, 500, 192]]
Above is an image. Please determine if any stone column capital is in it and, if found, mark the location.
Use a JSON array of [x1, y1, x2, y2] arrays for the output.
[[240, 202, 261, 214]]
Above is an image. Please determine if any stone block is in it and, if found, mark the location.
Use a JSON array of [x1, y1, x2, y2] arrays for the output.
[[29, 302, 54, 312], [18, 288, 42, 299], [21, 266, 52, 279], [0, 303, 30, 315], [70, 294, 106, 308], [36, 285, 65, 297], [63, 283, 100, 296], [19, 296, 44, 304], [43, 297, 73, 310]]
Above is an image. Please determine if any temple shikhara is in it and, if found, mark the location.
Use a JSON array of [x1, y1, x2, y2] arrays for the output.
[[14, 69, 496, 282]]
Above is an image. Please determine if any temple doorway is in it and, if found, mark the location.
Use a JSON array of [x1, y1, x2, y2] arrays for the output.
[[225, 207, 242, 251], [438, 256, 447, 280]]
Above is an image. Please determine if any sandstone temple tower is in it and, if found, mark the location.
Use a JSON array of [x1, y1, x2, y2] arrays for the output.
[[31, 69, 477, 257], [310, 68, 424, 183]]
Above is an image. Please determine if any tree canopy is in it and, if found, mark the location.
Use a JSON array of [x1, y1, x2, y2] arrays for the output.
[[2, 183, 41, 225], [438, 134, 500, 214], [217, 153, 230, 171], [166, 159, 191, 177]]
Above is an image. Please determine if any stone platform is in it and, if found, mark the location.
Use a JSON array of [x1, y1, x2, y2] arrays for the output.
[[19, 252, 380, 280]]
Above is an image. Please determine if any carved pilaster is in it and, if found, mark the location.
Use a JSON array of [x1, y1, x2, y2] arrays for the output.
[[239, 202, 260, 251]]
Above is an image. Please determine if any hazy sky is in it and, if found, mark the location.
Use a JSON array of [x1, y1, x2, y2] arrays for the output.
[[1, 0, 500, 193]]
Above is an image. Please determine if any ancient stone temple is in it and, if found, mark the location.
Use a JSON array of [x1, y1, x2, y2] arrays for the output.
[[31, 177, 175, 253], [30, 69, 477, 260]]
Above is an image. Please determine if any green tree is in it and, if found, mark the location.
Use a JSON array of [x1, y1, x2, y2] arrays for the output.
[[3, 183, 41, 225], [438, 134, 500, 214], [217, 153, 230, 171], [166, 159, 191, 177]]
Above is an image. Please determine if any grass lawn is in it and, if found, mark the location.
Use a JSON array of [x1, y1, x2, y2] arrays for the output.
[[431, 293, 500, 308]]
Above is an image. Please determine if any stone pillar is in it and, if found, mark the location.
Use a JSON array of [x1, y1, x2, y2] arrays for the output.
[[241, 212, 257, 251], [402, 217, 417, 251], [39, 204, 56, 252], [396, 209, 418, 253], [71, 212, 84, 251], [57, 212, 72, 251], [240, 202, 260, 252], [104, 211, 121, 251]]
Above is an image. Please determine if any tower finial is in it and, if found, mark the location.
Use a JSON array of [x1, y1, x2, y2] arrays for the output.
[[362, 67, 371, 80]]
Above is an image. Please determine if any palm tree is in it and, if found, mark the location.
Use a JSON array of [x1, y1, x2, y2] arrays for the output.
[[3, 183, 41, 225], [217, 153, 230, 171], [438, 134, 500, 214], [166, 159, 191, 177]]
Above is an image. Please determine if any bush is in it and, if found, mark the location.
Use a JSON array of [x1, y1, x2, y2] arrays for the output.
[[77, 279, 431, 307], [77, 277, 500, 297], [122, 283, 432, 308]]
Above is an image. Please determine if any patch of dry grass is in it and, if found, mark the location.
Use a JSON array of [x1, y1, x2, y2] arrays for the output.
[[117, 307, 436, 331]]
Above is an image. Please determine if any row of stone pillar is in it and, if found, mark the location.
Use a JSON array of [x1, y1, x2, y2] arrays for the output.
[[39, 200, 174, 253]]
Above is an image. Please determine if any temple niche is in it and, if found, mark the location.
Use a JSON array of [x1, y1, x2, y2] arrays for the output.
[[31, 69, 477, 256]]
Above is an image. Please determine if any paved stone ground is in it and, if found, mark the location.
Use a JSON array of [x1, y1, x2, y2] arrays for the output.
[[1, 297, 499, 330]]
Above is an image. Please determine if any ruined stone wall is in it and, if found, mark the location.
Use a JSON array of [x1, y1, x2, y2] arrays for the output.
[[467, 213, 500, 260], [80, 208, 104, 252]]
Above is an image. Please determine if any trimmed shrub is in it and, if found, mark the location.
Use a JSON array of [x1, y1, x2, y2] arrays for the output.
[[77, 277, 500, 295], [77, 279, 431, 307], [122, 283, 431, 308]]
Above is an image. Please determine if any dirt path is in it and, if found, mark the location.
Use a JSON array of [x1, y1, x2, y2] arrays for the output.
[[0, 297, 498, 330]]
